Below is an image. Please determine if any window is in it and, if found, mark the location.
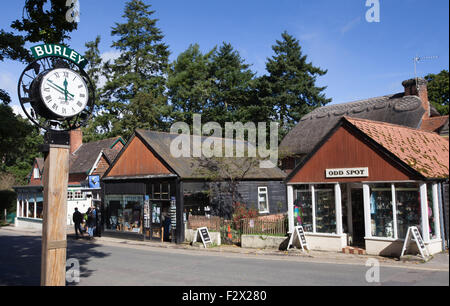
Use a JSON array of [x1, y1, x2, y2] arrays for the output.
[[396, 183, 420, 239], [104, 195, 144, 234], [294, 185, 313, 232], [370, 184, 394, 238], [67, 191, 74, 201], [258, 187, 269, 214], [33, 167, 40, 179], [150, 183, 171, 200], [315, 185, 336, 234], [427, 184, 437, 239], [74, 191, 84, 200]]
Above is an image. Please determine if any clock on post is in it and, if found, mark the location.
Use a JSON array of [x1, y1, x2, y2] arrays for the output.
[[18, 44, 95, 286], [18, 44, 95, 143]]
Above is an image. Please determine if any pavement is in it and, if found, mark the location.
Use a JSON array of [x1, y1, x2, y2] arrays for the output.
[[2, 225, 449, 272]]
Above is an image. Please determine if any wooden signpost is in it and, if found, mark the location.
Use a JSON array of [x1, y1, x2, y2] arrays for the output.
[[41, 142, 70, 286], [400, 226, 430, 260], [193, 227, 212, 248], [287, 226, 309, 251]]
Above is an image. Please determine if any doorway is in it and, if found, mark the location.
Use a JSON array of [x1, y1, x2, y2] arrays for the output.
[[350, 188, 365, 247]]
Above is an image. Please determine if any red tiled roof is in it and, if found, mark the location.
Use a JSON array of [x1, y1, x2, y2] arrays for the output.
[[420, 116, 449, 133], [345, 117, 449, 179]]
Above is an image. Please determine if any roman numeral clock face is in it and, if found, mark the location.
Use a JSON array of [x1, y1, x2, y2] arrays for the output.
[[40, 68, 89, 118]]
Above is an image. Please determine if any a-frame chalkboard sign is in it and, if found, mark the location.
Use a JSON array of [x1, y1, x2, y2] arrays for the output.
[[400, 226, 431, 260], [193, 227, 212, 248], [287, 226, 309, 251]]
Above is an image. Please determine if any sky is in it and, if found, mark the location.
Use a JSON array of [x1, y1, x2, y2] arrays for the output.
[[1, 0, 449, 117]]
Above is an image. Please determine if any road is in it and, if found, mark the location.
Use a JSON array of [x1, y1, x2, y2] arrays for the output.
[[0, 229, 448, 286]]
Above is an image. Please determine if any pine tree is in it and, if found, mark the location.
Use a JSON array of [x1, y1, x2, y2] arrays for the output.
[[167, 44, 215, 126], [99, 0, 170, 139], [207, 43, 255, 125], [259, 31, 331, 139], [82, 36, 105, 142]]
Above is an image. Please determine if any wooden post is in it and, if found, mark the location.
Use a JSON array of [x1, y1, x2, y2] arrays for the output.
[[41, 144, 70, 287]]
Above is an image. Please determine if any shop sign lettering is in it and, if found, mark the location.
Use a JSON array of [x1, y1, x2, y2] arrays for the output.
[[326, 168, 369, 178]]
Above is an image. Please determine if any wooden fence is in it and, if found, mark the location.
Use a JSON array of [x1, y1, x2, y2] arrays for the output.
[[240, 217, 288, 237]]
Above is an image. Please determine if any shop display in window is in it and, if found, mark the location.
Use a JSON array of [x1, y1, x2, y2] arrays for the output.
[[370, 186, 393, 238], [315, 187, 336, 234], [294, 187, 313, 232], [396, 185, 420, 239]]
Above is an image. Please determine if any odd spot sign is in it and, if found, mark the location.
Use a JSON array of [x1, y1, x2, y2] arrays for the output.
[[326, 168, 369, 178]]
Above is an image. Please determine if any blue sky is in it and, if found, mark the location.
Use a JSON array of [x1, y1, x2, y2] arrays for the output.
[[1, 0, 449, 116]]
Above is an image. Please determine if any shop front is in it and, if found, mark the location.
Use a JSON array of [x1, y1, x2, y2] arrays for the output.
[[286, 117, 448, 256], [102, 178, 179, 242]]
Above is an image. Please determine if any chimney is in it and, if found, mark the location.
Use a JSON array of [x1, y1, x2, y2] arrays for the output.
[[70, 128, 83, 154], [402, 78, 430, 120]]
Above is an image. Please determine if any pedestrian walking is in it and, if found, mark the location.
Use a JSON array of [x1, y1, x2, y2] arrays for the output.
[[73, 208, 84, 239]]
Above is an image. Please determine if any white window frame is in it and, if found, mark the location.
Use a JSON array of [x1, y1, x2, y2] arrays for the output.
[[258, 187, 270, 214], [33, 167, 40, 179]]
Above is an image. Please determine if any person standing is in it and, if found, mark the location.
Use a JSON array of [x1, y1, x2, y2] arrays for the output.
[[73, 208, 84, 239], [87, 207, 96, 239]]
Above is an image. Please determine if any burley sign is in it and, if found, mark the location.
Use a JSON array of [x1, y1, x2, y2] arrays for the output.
[[31, 44, 88, 68]]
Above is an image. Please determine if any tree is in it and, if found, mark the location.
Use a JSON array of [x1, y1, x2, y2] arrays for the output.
[[258, 31, 331, 140], [167, 44, 215, 126], [206, 43, 255, 125], [425, 70, 449, 115], [98, 0, 170, 139], [82, 36, 106, 142], [0, 104, 43, 186]]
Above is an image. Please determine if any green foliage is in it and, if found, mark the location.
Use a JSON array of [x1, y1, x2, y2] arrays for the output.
[[168, 42, 255, 127], [96, 0, 171, 140], [425, 70, 449, 115], [0, 190, 17, 215], [0, 104, 43, 186], [257, 31, 331, 140], [11, 0, 77, 45]]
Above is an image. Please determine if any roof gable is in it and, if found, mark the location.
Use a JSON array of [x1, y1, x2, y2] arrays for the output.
[[105, 135, 173, 178], [70, 137, 124, 174]]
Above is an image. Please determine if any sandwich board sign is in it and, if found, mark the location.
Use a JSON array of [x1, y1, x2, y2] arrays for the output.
[[193, 227, 212, 248], [287, 226, 309, 251], [400, 226, 430, 259]]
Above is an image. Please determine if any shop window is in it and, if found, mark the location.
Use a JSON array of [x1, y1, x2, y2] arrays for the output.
[[28, 201, 34, 218], [36, 201, 43, 219], [258, 187, 270, 214], [396, 183, 421, 239], [294, 185, 313, 232], [370, 184, 394, 238], [315, 185, 336, 234], [427, 184, 436, 239], [104, 195, 143, 234]]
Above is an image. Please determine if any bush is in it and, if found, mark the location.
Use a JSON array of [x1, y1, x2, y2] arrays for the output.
[[0, 190, 17, 220], [232, 202, 258, 226]]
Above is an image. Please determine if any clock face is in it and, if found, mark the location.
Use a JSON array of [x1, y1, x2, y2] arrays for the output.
[[39, 68, 89, 118]]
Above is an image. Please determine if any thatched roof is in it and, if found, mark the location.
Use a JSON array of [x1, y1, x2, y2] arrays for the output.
[[280, 93, 427, 156]]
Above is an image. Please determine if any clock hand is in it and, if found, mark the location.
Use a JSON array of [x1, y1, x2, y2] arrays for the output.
[[63, 78, 68, 103], [48, 80, 75, 98], [47, 83, 75, 101]]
